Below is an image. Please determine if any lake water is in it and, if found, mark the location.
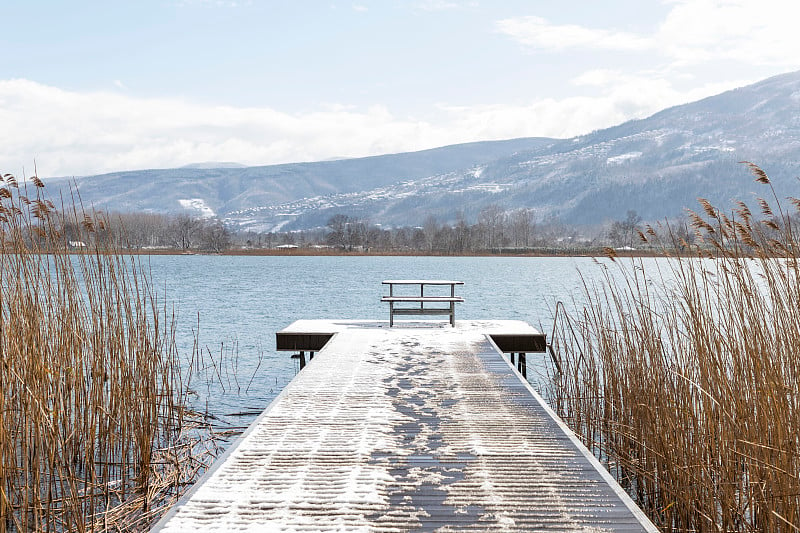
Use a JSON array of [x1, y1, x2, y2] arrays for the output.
[[145, 255, 617, 437]]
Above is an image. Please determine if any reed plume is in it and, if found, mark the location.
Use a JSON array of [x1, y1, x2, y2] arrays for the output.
[[0, 175, 215, 532], [549, 163, 800, 531]]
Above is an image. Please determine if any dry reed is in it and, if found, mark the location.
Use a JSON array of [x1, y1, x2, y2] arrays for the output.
[[548, 163, 800, 531], [0, 174, 216, 532]]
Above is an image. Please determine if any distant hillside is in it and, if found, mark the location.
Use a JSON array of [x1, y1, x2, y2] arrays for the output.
[[51, 138, 552, 231], [54, 71, 800, 231]]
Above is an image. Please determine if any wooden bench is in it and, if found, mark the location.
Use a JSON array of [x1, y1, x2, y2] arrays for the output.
[[381, 280, 464, 327]]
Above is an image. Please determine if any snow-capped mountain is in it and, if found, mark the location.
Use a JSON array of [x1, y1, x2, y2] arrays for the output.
[[53, 70, 800, 230]]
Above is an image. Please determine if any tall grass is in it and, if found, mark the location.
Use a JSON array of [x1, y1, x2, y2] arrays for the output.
[[548, 163, 800, 531], [0, 174, 214, 532]]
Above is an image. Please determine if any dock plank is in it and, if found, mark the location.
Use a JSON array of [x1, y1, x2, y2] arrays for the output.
[[154, 321, 657, 532]]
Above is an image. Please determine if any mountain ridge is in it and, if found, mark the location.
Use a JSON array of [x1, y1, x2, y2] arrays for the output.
[[55, 70, 800, 231]]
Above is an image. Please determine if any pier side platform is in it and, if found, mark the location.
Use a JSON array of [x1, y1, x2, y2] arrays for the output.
[[153, 320, 657, 532]]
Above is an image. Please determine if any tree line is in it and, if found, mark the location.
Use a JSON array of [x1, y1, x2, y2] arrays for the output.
[[59, 212, 232, 252], [239, 206, 674, 254], [48, 204, 700, 254]]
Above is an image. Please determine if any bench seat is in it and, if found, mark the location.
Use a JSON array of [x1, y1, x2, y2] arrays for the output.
[[381, 295, 464, 326]]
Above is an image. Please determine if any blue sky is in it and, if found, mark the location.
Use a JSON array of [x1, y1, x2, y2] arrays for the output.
[[1, 0, 798, 176]]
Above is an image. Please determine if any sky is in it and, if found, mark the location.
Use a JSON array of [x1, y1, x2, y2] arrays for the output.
[[1, 0, 799, 177]]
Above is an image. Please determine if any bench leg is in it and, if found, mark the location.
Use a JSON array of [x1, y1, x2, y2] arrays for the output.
[[450, 301, 455, 326], [389, 301, 394, 327]]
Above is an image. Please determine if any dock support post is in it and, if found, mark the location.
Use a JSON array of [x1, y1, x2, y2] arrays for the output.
[[450, 284, 456, 326], [518, 353, 527, 378], [299, 351, 306, 370]]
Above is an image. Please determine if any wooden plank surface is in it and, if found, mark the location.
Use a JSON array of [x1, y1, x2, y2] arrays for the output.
[[155, 321, 657, 532]]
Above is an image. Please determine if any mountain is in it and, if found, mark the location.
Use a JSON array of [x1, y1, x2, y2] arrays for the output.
[[54, 71, 800, 231], [50, 137, 552, 231]]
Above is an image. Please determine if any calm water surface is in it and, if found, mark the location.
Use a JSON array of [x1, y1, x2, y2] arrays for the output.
[[144, 255, 619, 435]]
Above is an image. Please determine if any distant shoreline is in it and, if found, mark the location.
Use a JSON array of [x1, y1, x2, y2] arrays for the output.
[[112, 247, 682, 258]]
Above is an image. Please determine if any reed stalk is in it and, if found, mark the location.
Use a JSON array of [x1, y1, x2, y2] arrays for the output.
[[548, 163, 800, 531], [0, 174, 215, 532]]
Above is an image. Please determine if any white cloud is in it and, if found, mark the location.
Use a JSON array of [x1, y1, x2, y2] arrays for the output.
[[438, 77, 689, 142], [657, 0, 800, 68], [0, 71, 770, 178], [497, 1, 800, 70], [570, 69, 754, 106], [0, 79, 453, 176], [0, 64, 772, 176], [493, 1, 800, 131], [572, 69, 625, 87], [495, 16, 652, 52]]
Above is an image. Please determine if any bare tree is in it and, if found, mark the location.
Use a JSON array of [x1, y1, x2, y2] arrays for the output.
[[422, 215, 440, 252], [608, 210, 642, 248], [325, 214, 349, 249], [198, 219, 231, 252], [171, 214, 202, 249], [478, 204, 507, 250], [510, 208, 536, 247], [453, 214, 470, 254]]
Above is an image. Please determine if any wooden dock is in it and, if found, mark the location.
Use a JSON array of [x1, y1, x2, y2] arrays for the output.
[[153, 320, 658, 532]]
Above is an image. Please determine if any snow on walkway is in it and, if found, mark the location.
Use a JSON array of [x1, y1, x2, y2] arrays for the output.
[[154, 321, 657, 532]]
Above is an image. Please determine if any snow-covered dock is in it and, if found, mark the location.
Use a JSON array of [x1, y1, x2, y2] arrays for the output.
[[153, 320, 658, 532]]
